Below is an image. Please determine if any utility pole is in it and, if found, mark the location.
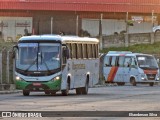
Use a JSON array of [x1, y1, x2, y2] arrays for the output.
[[76, 15, 79, 36], [125, 12, 129, 47], [152, 10, 154, 27], [99, 13, 103, 50], [51, 17, 53, 35]]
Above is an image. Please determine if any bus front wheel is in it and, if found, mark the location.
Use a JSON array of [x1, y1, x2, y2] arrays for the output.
[[23, 90, 30, 96], [44, 91, 50, 95], [61, 82, 70, 96]]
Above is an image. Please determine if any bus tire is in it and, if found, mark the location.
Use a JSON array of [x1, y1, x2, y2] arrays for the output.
[[61, 81, 70, 96], [76, 88, 81, 95], [130, 78, 136, 86], [51, 91, 56, 95], [23, 90, 30, 96], [44, 91, 50, 95], [149, 83, 154, 86], [82, 79, 89, 95]]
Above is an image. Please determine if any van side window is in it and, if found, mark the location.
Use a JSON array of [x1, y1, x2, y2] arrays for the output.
[[118, 56, 125, 67], [124, 56, 131, 67], [104, 56, 112, 67], [111, 56, 116, 66], [131, 57, 137, 67]]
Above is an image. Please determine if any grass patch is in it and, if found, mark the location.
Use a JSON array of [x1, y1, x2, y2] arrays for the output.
[[0, 42, 16, 52], [0, 41, 160, 54], [100, 42, 160, 54]]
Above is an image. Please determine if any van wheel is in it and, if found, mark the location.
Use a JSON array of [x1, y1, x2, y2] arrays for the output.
[[76, 88, 81, 95], [61, 82, 70, 96], [82, 80, 89, 95], [149, 83, 154, 86], [23, 90, 30, 96], [130, 78, 136, 86]]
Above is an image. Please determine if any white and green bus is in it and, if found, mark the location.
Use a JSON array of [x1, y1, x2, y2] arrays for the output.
[[13, 35, 99, 96]]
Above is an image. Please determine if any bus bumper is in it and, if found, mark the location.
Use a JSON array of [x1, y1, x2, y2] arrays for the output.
[[15, 80, 61, 91]]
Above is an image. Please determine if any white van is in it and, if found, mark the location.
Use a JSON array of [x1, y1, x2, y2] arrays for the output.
[[103, 51, 159, 86]]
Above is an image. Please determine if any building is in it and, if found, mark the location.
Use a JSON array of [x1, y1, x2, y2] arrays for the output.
[[0, 0, 160, 41]]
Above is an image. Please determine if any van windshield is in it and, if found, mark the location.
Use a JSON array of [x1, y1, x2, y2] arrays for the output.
[[136, 55, 159, 70]]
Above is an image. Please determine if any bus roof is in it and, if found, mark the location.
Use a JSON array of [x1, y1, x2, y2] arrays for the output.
[[18, 35, 99, 43], [61, 36, 99, 43]]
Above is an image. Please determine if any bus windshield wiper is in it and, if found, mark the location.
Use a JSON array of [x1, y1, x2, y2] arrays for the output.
[[40, 53, 51, 73], [25, 57, 37, 72]]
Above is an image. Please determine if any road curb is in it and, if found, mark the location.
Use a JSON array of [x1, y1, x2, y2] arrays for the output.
[[94, 83, 118, 87]]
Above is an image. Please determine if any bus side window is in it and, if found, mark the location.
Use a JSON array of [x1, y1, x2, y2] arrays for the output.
[[62, 46, 69, 64], [66, 43, 72, 59], [104, 56, 112, 67], [83, 44, 88, 59]]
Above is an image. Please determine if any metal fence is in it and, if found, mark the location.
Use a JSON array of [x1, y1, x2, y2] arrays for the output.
[[0, 49, 15, 91]]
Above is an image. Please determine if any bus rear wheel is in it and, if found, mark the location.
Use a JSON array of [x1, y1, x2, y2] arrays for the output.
[[23, 90, 30, 96], [81, 80, 89, 95]]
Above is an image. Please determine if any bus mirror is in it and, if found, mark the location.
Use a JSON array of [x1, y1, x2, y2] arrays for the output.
[[12, 45, 18, 59], [157, 59, 159, 63]]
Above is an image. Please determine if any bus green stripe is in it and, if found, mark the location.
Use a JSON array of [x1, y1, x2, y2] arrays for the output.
[[15, 80, 61, 90]]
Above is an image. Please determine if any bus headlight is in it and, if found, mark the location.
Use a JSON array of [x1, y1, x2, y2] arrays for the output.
[[16, 76, 22, 81], [52, 76, 60, 81], [156, 77, 159, 81]]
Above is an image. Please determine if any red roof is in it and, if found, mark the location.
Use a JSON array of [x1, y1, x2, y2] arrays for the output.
[[0, 0, 160, 13]]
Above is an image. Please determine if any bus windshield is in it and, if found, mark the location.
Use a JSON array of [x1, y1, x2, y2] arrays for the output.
[[16, 43, 60, 71], [136, 55, 159, 70]]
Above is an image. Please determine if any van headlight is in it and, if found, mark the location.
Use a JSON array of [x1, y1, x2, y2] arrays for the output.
[[141, 74, 146, 80]]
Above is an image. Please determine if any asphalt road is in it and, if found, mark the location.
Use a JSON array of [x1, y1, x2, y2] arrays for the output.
[[0, 84, 160, 120]]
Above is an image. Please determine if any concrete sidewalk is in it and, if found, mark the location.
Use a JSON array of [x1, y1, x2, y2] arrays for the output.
[[0, 84, 22, 94], [0, 90, 22, 94]]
